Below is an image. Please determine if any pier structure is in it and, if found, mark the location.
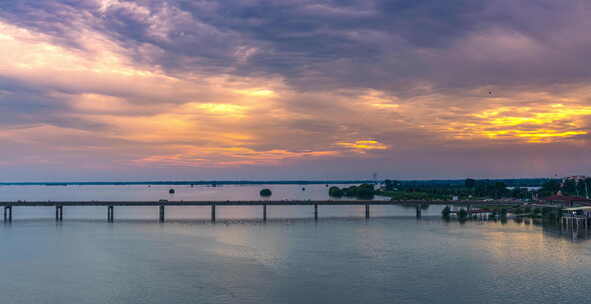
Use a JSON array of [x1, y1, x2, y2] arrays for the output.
[[0, 200, 522, 223], [560, 206, 591, 230]]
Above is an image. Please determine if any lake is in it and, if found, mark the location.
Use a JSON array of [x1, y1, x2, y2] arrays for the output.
[[0, 184, 589, 304]]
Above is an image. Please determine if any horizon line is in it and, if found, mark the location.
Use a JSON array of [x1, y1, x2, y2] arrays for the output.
[[0, 177, 559, 186]]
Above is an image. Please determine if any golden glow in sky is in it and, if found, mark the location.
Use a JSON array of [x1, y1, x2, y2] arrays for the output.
[[1, 0, 591, 179]]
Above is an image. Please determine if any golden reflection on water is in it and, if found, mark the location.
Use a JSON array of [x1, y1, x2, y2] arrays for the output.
[[446, 219, 591, 275]]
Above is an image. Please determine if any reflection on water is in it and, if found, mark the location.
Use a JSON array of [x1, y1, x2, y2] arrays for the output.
[[1, 218, 591, 304], [445, 215, 591, 244], [533, 218, 591, 243]]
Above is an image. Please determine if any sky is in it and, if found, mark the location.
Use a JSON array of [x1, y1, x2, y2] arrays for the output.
[[1, 0, 591, 181]]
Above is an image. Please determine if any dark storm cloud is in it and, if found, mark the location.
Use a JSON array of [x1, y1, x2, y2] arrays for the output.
[[2, 0, 589, 94], [0, 77, 64, 126]]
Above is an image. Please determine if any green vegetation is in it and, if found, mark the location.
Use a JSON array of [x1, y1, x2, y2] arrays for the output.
[[329, 186, 343, 197], [259, 188, 272, 197], [465, 178, 476, 188], [325, 177, 588, 202], [374, 179, 512, 200], [538, 180, 561, 197], [383, 179, 400, 191], [328, 184, 375, 199], [441, 206, 451, 218], [457, 208, 468, 220], [546, 177, 591, 197], [376, 178, 543, 200]]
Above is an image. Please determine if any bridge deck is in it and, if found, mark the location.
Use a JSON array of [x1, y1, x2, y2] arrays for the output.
[[0, 200, 521, 207], [0, 200, 526, 222]]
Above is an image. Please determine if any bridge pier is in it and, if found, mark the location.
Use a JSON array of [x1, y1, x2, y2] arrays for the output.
[[365, 204, 370, 219], [107, 206, 114, 222], [314, 204, 318, 220], [159, 205, 165, 222], [263, 204, 267, 222], [211, 204, 216, 223], [55, 206, 63, 221], [4, 206, 12, 222]]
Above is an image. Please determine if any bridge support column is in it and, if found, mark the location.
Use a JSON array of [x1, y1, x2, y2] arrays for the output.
[[4, 206, 12, 222], [159, 205, 165, 222], [107, 206, 114, 222], [365, 204, 370, 219], [263, 204, 267, 222], [416, 206, 422, 219], [211, 204, 216, 223], [314, 204, 318, 221], [55, 206, 63, 221]]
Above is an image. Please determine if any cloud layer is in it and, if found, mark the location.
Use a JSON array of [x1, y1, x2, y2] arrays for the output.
[[1, 0, 591, 180]]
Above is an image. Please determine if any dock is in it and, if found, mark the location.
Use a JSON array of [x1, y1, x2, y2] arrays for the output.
[[560, 206, 591, 230]]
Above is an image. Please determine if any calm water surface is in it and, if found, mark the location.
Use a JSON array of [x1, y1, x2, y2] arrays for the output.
[[1, 185, 590, 304]]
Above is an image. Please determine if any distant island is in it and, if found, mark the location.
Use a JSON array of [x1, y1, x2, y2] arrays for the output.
[[325, 177, 587, 201]]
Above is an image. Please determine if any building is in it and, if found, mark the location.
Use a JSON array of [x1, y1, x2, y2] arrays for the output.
[[541, 194, 591, 207], [561, 175, 588, 186]]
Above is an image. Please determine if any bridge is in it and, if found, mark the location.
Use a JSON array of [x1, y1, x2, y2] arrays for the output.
[[0, 200, 522, 222]]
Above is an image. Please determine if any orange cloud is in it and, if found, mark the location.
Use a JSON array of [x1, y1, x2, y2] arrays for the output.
[[467, 103, 591, 142], [337, 140, 389, 151], [135, 146, 340, 167]]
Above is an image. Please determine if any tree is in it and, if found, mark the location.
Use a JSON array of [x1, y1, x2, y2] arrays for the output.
[[577, 179, 590, 198], [494, 182, 507, 198], [538, 179, 560, 197], [356, 184, 375, 198], [260, 189, 272, 197], [441, 206, 451, 218], [465, 178, 476, 189], [384, 179, 399, 191], [384, 179, 393, 191], [329, 186, 343, 197], [458, 208, 468, 220], [562, 179, 577, 196], [333, 184, 375, 199], [511, 187, 529, 199]]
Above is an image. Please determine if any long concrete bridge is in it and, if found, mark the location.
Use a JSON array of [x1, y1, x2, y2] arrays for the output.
[[0, 200, 522, 222]]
